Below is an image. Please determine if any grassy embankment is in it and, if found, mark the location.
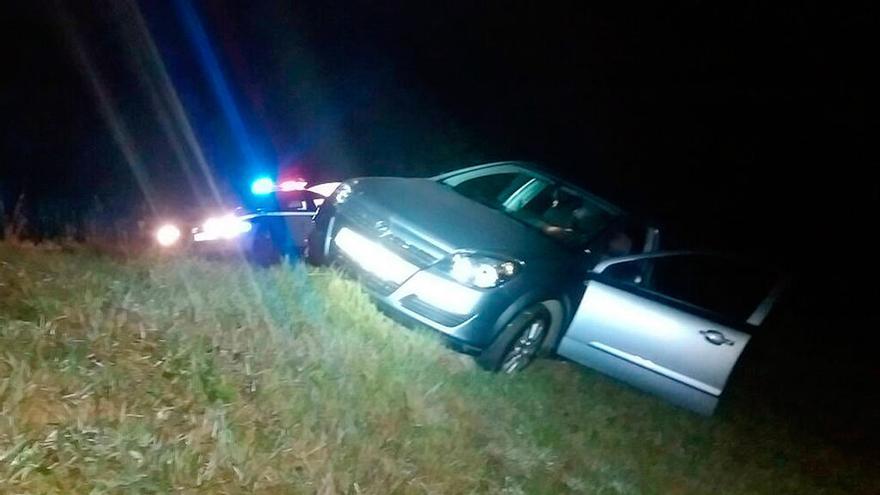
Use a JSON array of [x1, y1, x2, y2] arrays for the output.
[[0, 243, 873, 493]]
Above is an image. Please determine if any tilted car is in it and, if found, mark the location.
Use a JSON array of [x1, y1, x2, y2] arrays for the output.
[[307, 162, 784, 414]]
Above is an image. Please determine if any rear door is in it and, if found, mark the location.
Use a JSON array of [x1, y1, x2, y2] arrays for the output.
[[279, 194, 319, 248], [558, 252, 783, 415]]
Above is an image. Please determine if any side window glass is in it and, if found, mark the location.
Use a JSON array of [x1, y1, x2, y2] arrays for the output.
[[280, 198, 316, 211], [514, 186, 612, 246], [451, 173, 530, 208], [277, 190, 318, 211], [587, 220, 648, 261], [602, 259, 647, 285], [603, 255, 776, 322]]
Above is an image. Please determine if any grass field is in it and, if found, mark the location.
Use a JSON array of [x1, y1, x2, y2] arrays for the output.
[[0, 242, 874, 494]]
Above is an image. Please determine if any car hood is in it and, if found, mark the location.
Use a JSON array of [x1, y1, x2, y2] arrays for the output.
[[345, 177, 567, 261]]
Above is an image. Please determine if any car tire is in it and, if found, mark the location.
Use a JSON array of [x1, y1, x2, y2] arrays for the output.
[[304, 228, 327, 266], [477, 303, 552, 373], [250, 226, 282, 266]]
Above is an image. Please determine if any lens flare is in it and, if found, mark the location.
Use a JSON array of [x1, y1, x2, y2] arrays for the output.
[[156, 224, 182, 247], [195, 214, 252, 241]]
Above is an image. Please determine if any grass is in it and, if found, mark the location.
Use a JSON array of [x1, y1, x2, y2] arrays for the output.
[[0, 242, 874, 494]]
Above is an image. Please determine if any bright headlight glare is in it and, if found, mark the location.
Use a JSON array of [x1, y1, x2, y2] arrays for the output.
[[156, 224, 181, 247], [448, 253, 521, 288], [334, 227, 417, 284], [197, 214, 251, 241], [404, 271, 481, 315]]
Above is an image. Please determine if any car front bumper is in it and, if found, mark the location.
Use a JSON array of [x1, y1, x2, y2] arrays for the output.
[[315, 215, 506, 351], [190, 233, 253, 255]]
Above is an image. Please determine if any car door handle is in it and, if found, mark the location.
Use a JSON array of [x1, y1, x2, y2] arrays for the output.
[[700, 329, 735, 346]]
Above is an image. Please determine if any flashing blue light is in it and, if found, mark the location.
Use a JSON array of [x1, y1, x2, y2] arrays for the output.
[[251, 177, 275, 195]]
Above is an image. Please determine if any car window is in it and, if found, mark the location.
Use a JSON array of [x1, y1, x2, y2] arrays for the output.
[[603, 255, 777, 324], [283, 199, 313, 211], [585, 219, 649, 260], [450, 172, 532, 208], [509, 185, 613, 247], [276, 191, 319, 211], [443, 166, 619, 249]]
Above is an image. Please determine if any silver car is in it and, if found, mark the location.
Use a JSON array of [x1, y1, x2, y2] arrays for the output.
[[307, 162, 784, 414]]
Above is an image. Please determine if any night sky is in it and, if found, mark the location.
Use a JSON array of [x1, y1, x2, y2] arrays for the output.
[[2, 2, 876, 283]]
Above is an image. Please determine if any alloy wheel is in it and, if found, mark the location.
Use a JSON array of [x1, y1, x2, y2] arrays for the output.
[[500, 317, 547, 374]]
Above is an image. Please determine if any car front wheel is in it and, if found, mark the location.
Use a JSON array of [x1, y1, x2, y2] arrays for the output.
[[477, 304, 551, 373], [304, 228, 326, 265], [250, 226, 282, 266]]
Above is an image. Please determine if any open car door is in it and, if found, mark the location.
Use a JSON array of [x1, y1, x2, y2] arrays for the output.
[[558, 252, 785, 415]]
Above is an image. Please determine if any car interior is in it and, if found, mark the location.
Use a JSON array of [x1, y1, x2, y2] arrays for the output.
[[447, 169, 637, 254], [514, 185, 614, 247]]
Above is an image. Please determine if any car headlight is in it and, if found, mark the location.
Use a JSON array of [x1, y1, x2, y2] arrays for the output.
[[332, 182, 353, 205], [445, 253, 522, 289], [155, 223, 182, 247], [195, 214, 252, 241]]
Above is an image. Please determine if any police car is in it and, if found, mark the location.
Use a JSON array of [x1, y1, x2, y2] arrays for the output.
[[154, 178, 339, 264]]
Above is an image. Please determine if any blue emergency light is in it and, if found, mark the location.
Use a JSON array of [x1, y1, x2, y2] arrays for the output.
[[251, 177, 275, 195]]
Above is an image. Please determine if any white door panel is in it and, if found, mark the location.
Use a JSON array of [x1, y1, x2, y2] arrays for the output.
[[559, 281, 750, 415]]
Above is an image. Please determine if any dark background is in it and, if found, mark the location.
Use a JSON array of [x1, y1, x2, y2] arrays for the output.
[[2, 2, 875, 256], [2, 0, 877, 454]]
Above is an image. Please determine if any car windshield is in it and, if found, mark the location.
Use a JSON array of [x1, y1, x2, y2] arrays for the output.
[[445, 172, 613, 248]]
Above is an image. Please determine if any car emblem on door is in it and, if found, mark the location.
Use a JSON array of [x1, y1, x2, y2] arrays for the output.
[[700, 329, 735, 346]]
